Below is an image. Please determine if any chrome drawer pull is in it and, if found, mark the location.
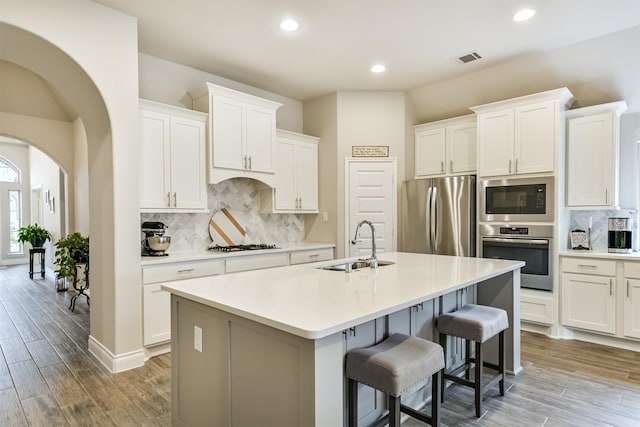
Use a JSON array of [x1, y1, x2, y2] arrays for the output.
[[177, 268, 195, 273], [577, 264, 597, 269]]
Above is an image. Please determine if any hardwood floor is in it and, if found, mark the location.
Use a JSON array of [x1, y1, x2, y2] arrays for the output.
[[0, 264, 639, 426]]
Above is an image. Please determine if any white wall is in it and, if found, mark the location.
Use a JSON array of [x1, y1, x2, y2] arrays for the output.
[[408, 26, 640, 124], [28, 145, 61, 269], [139, 53, 303, 132], [1, 0, 143, 372], [72, 117, 90, 236]]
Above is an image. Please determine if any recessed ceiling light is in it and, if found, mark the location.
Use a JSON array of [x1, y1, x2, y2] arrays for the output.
[[371, 64, 386, 73], [513, 8, 536, 22], [280, 19, 300, 32]]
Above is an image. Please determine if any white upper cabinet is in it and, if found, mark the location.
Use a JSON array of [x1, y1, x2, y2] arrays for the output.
[[139, 99, 208, 212], [414, 114, 476, 178], [190, 83, 282, 187], [566, 101, 627, 209], [261, 130, 319, 213], [472, 88, 574, 178]]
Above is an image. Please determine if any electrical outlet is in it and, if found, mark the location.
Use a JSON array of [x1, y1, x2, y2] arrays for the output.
[[322, 212, 329, 222], [194, 325, 202, 352]]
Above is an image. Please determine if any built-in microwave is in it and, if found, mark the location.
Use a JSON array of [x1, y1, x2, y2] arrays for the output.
[[480, 176, 554, 223]]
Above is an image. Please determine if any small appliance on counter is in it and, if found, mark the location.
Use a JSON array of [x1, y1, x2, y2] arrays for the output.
[[570, 229, 591, 250], [142, 221, 171, 256], [608, 217, 634, 253]]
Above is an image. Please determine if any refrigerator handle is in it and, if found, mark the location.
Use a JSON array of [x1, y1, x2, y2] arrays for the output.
[[431, 186, 438, 252], [426, 186, 433, 252]]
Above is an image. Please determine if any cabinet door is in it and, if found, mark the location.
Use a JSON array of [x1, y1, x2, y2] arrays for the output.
[[567, 112, 614, 207], [245, 104, 276, 173], [274, 138, 297, 210], [624, 279, 640, 339], [561, 273, 615, 334], [212, 94, 245, 170], [415, 127, 446, 177], [514, 100, 556, 175], [447, 122, 477, 174], [296, 141, 318, 211], [143, 283, 171, 345], [477, 109, 513, 177], [170, 116, 207, 209], [344, 320, 385, 427], [140, 110, 171, 209]]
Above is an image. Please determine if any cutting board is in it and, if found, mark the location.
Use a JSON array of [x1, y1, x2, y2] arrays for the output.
[[208, 208, 246, 246]]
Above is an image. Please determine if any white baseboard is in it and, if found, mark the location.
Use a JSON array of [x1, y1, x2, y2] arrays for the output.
[[88, 335, 145, 373], [143, 341, 171, 360]]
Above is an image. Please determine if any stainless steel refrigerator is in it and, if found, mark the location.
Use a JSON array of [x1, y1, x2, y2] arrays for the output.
[[399, 176, 476, 257]]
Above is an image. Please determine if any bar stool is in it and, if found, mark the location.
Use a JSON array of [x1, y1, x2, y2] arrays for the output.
[[345, 333, 445, 427], [437, 304, 508, 417]]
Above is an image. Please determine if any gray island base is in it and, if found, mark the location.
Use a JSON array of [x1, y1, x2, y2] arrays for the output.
[[163, 252, 523, 426]]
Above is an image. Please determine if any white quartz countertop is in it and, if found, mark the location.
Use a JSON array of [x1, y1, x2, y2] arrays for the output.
[[161, 252, 523, 339], [141, 242, 334, 266], [559, 250, 640, 260]]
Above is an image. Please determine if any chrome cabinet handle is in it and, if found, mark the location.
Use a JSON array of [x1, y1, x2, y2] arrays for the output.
[[515, 158, 519, 173], [509, 159, 512, 174], [298, 197, 302, 209], [248, 155, 252, 169], [440, 161, 444, 173], [177, 268, 195, 273], [605, 189, 609, 204], [577, 264, 597, 269], [610, 279, 613, 296], [166, 192, 171, 207], [627, 280, 630, 298], [173, 192, 177, 208], [450, 160, 453, 173]]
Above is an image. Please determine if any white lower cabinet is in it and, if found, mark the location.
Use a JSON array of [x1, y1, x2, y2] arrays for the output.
[[561, 272, 616, 334], [624, 262, 640, 339], [520, 290, 554, 325], [560, 256, 640, 340]]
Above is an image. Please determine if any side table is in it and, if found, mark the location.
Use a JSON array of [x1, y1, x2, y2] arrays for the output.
[[29, 247, 46, 279]]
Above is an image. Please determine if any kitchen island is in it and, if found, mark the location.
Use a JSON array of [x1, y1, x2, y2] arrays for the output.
[[162, 252, 523, 427]]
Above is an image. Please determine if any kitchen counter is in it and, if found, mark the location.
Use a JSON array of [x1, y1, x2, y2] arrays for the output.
[[164, 252, 523, 427], [141, 241, 334, 266], [560, 250, 640, 260]]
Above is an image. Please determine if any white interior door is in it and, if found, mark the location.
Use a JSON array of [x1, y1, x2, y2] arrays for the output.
[[346, 159, 396, 258]]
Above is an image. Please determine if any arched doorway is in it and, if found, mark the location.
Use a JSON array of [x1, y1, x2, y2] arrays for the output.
[[0, 4, 144, 372]]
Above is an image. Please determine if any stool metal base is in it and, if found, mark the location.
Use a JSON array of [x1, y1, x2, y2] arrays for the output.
[[348, 371, 441, 427], [440, 331, 505, 417]]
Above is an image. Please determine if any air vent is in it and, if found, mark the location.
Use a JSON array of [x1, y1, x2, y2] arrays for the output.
[[455, 51, 482, 64]]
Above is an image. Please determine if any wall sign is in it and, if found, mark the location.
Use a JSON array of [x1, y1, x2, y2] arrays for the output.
[[351, 145, 389, 157]]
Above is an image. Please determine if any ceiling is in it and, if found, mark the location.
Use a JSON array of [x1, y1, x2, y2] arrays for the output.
[[96, 0, 640, 101]]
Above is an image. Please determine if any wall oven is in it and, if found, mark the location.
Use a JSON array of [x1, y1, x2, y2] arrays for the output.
[[480, 176, 554, 223], [480, 224, 553, 292]]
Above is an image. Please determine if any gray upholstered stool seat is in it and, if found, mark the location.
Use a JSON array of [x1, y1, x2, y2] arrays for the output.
[[346, 333, 444, 427], [438, 304, 508, 417]]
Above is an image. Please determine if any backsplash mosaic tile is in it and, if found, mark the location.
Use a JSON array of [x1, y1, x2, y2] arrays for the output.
[[569, 208, 639, 252], [141, 178, 305, 252]]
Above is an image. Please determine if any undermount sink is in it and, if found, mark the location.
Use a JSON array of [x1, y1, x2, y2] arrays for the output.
[[319, 260, 395, 272]]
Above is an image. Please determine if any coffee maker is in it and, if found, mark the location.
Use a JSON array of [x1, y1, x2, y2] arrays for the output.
[[141, 221, 171, 256], [608, 217, 634, 253]]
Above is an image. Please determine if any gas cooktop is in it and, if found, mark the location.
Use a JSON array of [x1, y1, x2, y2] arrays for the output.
[[208, 243, 279, 252]]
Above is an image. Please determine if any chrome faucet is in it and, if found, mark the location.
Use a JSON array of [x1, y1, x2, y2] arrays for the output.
[[351, 220, 378, 268]]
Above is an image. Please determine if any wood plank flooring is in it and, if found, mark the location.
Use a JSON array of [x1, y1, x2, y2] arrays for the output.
[[0, 264, 639, 426]]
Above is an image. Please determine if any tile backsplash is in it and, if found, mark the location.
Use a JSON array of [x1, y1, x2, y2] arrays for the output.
[[141, 178, 305, 252], [569, 208, 639, 251]]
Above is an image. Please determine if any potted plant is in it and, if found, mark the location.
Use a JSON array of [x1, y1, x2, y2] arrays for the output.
[[54, 232, 90, 289], [17, 223, 52, 248]]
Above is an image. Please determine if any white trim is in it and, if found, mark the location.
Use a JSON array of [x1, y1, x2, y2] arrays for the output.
[[143, 342, 171, 360], [88, 335, 145, 373]]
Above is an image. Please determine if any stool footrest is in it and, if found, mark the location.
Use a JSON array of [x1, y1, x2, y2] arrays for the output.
[[443, 372, 474, 389], [468, 357, 500, 372], [401, 404, 432, 424]]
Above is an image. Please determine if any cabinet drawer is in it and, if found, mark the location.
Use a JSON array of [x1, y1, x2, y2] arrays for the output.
[[226, 252, 289, 273], [624, 262, 640, 279], [562, 257, 616, 276], [143, 259, 225, 284], [521, 293, 554, 325], [290, 248, 333, 265]]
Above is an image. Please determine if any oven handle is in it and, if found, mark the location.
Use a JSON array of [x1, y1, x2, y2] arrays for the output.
[[482, 237, 549, 246]]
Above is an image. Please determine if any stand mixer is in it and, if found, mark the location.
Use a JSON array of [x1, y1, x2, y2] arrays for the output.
[[141, 221, 171, 256]]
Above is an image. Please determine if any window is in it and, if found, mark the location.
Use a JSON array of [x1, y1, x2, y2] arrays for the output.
[[8, 190, 21, 254], [0, 157, 19, 183]]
